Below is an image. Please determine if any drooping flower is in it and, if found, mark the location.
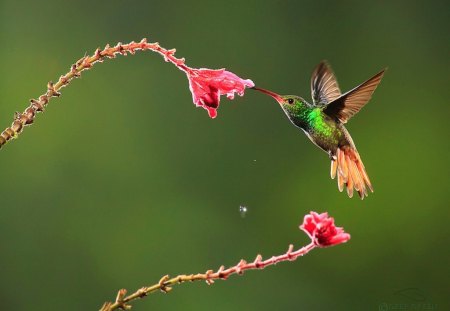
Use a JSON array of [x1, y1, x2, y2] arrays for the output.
[[186, 68, 254, 118], [300, 211, 350, 247]]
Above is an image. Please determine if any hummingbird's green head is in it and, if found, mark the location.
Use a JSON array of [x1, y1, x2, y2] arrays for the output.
[[252, 87, 309, 118]]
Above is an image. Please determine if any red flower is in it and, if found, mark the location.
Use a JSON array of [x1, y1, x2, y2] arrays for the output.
[[300, 212, 350, 247], [186, 68, 254, 118]]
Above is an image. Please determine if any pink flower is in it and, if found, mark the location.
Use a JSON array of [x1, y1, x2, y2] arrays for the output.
[[186, 68, 254, 118], [300, 212, 350, 247]]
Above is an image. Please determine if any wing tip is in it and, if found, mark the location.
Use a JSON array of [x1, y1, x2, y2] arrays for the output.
[[323, 66, 386, 123]]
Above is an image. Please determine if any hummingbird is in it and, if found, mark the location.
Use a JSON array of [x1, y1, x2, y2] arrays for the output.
[[253, 61, 385, 199]]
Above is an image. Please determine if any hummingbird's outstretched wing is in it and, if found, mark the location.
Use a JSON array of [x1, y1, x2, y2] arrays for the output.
[[311, 61, 341, 106], [323, 69, 386, 124]]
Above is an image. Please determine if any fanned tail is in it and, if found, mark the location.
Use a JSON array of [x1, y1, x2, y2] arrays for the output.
[[330, 146, 373, 199]]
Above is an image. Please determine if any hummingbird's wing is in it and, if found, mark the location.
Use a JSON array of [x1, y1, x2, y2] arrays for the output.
[[323, 69, 386, 124], [310, 61, 341, 106]]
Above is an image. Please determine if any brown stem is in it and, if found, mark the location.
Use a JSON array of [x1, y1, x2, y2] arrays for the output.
[[0, 38, 191, 150], [99, 242, 316, 311]]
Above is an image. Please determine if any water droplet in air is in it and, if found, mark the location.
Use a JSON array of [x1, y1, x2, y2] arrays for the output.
[[239, 205, 248, 218]]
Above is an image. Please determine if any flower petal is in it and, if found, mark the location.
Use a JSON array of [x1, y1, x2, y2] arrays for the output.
[[186, 68, 254, 118], [300, 211, 351, 247]]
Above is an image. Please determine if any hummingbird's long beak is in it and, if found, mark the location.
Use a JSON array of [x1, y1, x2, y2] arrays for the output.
[[251, 87, 283, 103]]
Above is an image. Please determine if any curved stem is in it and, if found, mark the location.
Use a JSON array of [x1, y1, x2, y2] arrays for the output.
[[0, 39, 191, 149], [99, 242, 316, 311]]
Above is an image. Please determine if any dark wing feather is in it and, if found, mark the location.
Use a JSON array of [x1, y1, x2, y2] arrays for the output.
[[323, 69, 386, 123], [311, 61, 341, 106]]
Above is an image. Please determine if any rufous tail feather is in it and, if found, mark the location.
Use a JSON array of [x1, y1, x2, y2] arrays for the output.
[[330, 146, 373, 199]]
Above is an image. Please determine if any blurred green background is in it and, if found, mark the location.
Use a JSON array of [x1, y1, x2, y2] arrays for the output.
[[1, 0, 449, 310]]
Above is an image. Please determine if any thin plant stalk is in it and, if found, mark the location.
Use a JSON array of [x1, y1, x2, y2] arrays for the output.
[[100, 242, 316, 311], [0, 39, 189, 149]]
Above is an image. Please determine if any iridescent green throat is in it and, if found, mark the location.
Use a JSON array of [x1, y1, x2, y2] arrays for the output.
[[282, 98, 310, 126]]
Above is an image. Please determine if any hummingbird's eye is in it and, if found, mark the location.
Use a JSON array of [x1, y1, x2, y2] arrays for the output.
[[287, 98, 294, 104]]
